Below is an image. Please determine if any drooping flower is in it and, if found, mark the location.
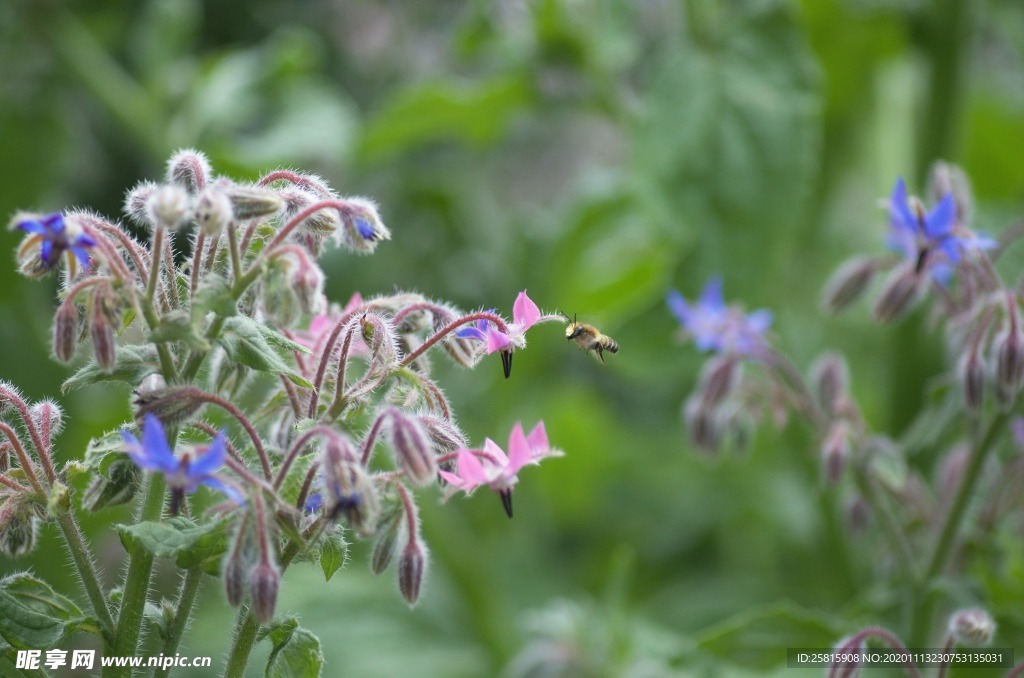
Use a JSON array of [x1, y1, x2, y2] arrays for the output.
[[455, 291, 547, 377], [121, 413, 243, 513], [667, 277, 772, 357], [439, 421, 561, 518], [886, 177, 995, 281], [15, 213, 96, 274]]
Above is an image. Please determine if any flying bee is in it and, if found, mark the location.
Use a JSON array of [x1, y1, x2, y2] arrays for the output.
[[563, 313, 618, 363]]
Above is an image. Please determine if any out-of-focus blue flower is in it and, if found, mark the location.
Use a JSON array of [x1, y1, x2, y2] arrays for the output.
[[667, 277, 772, 356], [16, 213, 95, 270], [121, 414, 243, 506], [886, 177, 995, 281]]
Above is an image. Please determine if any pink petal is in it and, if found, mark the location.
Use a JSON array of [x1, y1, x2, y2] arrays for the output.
[[438, 469, 466, 487], [454, 449, 489, 487], [506, 422, 531, 473], [526, 421, 549, 454], [485, 328, 512, 354], [482, 438, 510, 467], [513, 291, 541, 329]]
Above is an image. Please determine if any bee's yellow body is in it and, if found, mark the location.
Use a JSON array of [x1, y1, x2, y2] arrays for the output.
[[565, 319, 618, 363]]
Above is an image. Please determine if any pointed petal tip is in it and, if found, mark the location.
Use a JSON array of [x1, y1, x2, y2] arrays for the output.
[[499, 489, 513, 518]]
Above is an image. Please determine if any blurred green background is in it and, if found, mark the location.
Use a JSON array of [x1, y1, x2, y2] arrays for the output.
[[2, 0, 1023, 675]]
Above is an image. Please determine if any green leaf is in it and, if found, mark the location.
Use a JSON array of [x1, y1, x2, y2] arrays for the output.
[[148, 309, 211, 350], [357, 76, 532, 163], [0, 573, 86, 650], [318, 528, 348, 582], [61, 344, 161, 393], [216, 316, 312, 388], [117, 518, 229, 574], [694, 602, 843, 670], [192, 274, 237, 320], [262, 617, 324, 678]]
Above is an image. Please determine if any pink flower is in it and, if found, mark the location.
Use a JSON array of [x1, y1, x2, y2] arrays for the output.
[[456, 290, 541, 354], [439, 420, 561, 517]]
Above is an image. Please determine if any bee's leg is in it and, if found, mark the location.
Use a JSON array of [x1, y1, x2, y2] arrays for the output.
[[595, 344, 605, 363]]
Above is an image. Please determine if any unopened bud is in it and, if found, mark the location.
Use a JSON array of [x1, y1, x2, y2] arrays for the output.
[[845, 495, 871, 533], [292, 260, 325, 317], [811, 353, 850, 417], [821, 257, 878, 313], [820, 422, 850, 486], [360, 313, 399, 370], [958, 350, 985, 410], [996, 323, 1024, 399], [433, 306, 480, 368], [872, 264, 923, 323], [31, 401, 63, 438], [388, 409, 436, 486], [89, 289, 117, 370], [370, 507, 403, 575], [397, 539, 427, 606], [83, 457, 141, 511], [123, 181, 159, 225], [683, 397, 719, 454], [167, 148, 212, 194], [697, 355, 738, 410], [146, 184, 191, 231], [193, 187, 234, 237], [928, 161, 973, 226], [0, 500, 39, 558], [948, 608, 996, 646], [132, 385, 205, 427], [226, 185, 284, 220], [322, 438, 379, 537], [249, 561, 280, 624], [52, 300, 80, 363], [338, 197, 390, 254], [279, 188, 340, 237]]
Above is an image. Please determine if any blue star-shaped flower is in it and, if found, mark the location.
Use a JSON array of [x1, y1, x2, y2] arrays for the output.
[[667, 277, 772, 356], [121, 414, 243, 511], [886, 177, 995, 281], [16, 213, 96, 271]]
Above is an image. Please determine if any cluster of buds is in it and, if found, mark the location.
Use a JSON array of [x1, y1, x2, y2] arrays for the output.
[[7, 149, 564, 627]]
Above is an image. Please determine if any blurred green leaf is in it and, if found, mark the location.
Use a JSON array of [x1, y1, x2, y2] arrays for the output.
[[318, 528, 348, 583], [118, 517, 229, 575], [261, 617, 324, 678], [217, 316, 311, 387], [61, 344, 160, 393], [0, 573, 89, 650]]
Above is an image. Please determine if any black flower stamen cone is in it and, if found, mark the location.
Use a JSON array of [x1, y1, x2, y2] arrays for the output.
[[499, 488, 513, 518], [501, 350, 513, 379]]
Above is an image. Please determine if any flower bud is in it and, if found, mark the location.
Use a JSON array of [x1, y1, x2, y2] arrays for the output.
[[872, 264, 923, 323], [193, 187, 234, 237], [89, 289, 117, 370], [52, 300, 80, 364], [83, 457, 141, 511], [223, 518, 256, 607], [249, 561, 280, 624], [697, 355, 738, 410], [133, 385, 205, 428], [322, 438, 379, 537], [226, 185, 285, 220], [820, 422, 850, 486], [810, 353, 849, 417], [821, 256, 878, 313], [958, 349, 985, 410], [279, 188, 341, 238], [388, 409, 436, 486], [995, 321, 1024, 399], [948, 607, 996, 646], [291, 259, 326, 317], [337, 197, 390, 254], [123, 181, 159, 225], [684, 397, 720, 454], [845, 495, 871, 533], [397, 538, 427, 606], [0, 510, 38, 558], [360, 312, 400, 370], [433, 305, 480, 368], [167, 148, 212, 194], [146, 184, 192, 231], [370, 506, 403, 575]]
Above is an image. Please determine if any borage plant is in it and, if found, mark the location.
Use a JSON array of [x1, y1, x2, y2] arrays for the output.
[[3, 149, 564, 676], [668, 162, 1024, 676]]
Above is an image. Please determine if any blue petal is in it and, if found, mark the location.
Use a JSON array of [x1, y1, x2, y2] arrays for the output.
[[70, 245, 92, 267], [666, 290, 691, 326], [925, 193, 956, 239], [199, 475, 246, 505], [139, 414, 179, 473], [189, 430, 227, 477], [699, 276, 725, 312], [42, 214, 64, 231], [745, 309, 773, 333], [304, 492, 324, 513], [16, 219, 47, 235], [39, 239, 56, 265], [889, 178, 917, 233], [455, 326, 487, 342], [354, 216, 376, 239]]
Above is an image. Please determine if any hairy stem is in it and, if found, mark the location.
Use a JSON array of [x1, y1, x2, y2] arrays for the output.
[[153, 567, 204, 678], [57, 511, 114, 644]]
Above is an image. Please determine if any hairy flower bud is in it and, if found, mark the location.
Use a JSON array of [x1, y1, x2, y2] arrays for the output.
[[133, 385, 205, 428], [0, 499, 39, 558], [397, 538, 427, 606], [697, 355, 738, 410], [810, 353, 850, 418], [821, 256, 878, 313], [958, 349, 985, 410], [684, 397, 720, 454], [52, 300, 80, 363], [845, 495, 871, 533], [820, 422, 850, 486], [370, 506, 403, 575], [337, 197, 390, 254], [432, 305, 480, 368], [387, 409, 436, 486], [146, 184, 192, 231], [322, 438, 379, 537], [223, 518, 256, 608], [996, 320, 1024, 400], [279, 188, 341, 238], [291, 257, 326, 317], [360, 312, 400, 370], [167, 148, 212, 194], [89, 288, 117, 370], [193, 187, 234, 237], [928, 161, 973, 226], [123, 181, 159, 225], [872, 264, 923, 323], [249, 561, 280, 624], [948, 608, 996, 646], [226, 185, 285, 220], [83, 457, 141, 511], [30, 400, 63, 439]]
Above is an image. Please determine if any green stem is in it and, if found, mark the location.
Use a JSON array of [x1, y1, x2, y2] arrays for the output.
[[57, 511, 115, 644], [105, 473, 166, 678], [153, 567, 204, 678], [910, 410, 1009, 646]]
